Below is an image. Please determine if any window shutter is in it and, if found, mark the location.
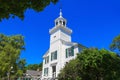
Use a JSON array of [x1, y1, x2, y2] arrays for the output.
[[56, 51, 57, 59], [44, 68, 47, 76], [45, 58, 46, 64], [47, 56, 49, 63], [47, 68, 48, 75], [66, 49, 68, 58], [51, 54, 52, 61], [45, 57, 46, 64], [44, 68, 45, 75], [71, 46, 74, 56], [55, 51, 57, 59]]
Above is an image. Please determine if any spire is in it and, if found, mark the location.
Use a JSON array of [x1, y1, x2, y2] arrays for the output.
[[59, 2, 62, 18], [55, 8, 67, 27], [59, 9, 62, 18]]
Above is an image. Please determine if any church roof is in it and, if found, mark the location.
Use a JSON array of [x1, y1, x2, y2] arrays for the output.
[[25, 70, 42, 77], [43, 49, 49, 58], [43, 40, 86, 58], [61, 39, 86, 48], [49, 25, 72, 35]]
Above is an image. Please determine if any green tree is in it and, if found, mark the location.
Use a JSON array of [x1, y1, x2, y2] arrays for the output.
[[15, 59, 26, 77], [58, 48, 120, 80], [25, 62, 42, 71], [0, 34, 25, 79], [38, 62, 43, 71], [110, 35, 120, 53], [0, 0, 58, 21], [58, 59, 81, 80]]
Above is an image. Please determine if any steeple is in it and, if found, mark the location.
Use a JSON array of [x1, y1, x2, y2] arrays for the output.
[[49, 9, 72, 35], [59, 9, 62, 18], [55, 9, 67, 27]]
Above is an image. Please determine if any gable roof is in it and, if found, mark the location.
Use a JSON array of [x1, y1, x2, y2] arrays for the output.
[[26, 70, 42, 76], [43, 49, 49, 58], [43, 40, 86, 58]]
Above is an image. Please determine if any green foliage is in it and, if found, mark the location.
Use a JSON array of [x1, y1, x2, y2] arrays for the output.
[[25, 62, 42, 71], [58, 59, 82, 80], [110, 35, 120, 53], [16, 69, 23, 77], [0, 0, 58, 21], [0, 34, 25, 78], [58, 48, 120, 80]]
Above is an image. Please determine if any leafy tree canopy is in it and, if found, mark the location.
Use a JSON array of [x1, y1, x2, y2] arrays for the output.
[[58, 48, 120, 80], [110, 35, 120, 54], [25, 62, 42, 71], [0, 34, 25, 79], [0, 0, 58, 21]]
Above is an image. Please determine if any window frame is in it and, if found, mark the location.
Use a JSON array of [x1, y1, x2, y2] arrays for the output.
[[45, 56, 49, 64], [51, 51, 57, 61], [66, 46, 74, 58], [44, 67, 49, 76]]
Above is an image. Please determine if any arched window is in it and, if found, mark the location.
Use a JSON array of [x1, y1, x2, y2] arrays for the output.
[[63, 21, 65, 26], [56, 22, 58, 25], [59, 20, 62, 24]]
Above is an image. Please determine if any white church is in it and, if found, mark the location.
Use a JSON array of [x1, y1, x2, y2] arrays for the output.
[[42, 9, 86, 80]]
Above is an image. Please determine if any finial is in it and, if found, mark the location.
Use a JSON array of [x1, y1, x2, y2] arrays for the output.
[[59, 9, 62, 18], [59, 2, 62, 18]]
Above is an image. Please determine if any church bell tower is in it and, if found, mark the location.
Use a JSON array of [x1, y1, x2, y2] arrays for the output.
[[49, 9, 72, 44]]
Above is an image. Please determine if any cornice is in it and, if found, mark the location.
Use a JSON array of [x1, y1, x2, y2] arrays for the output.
[[49, 25, 72, 35]]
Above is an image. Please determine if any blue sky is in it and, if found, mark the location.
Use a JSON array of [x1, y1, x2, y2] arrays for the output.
[[0, 0, 120, 64]]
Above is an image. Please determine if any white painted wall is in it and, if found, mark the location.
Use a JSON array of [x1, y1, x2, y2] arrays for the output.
[[50, 30, 60, 44], [60, 30, 71, 42], [42, 40, 80, 79], [42, 12, 81, 79]]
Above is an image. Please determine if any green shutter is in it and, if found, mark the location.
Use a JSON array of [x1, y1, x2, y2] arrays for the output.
[[51, 53, 52, 61], [44, 68, 45, 75], [55, 51, 57, 59], [71, 46, 74, 56], [47, 68, 48, 76], [48, 56, 49, 63], [66, 49, 68, 58], [45, 58, 46, 64]]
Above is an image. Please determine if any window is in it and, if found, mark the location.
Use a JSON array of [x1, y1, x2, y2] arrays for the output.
[[63, 21, 65, 26], [56, 22, 58, 25], [59, 20, 62, 24], [78, 47, 82, 52], [51, 51, 57, 61], [44, 68, 48, 76], [54, 36, 56, 38], [66, 46, 74, 58], [45, 56, 49, 64], [66, 62, 68, 64]]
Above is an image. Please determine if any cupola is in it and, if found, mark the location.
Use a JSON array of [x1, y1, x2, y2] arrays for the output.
[[55, 9, 67, 27]]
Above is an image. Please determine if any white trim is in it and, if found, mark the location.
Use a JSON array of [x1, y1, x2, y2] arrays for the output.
[[49, 25, 72, 35]]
